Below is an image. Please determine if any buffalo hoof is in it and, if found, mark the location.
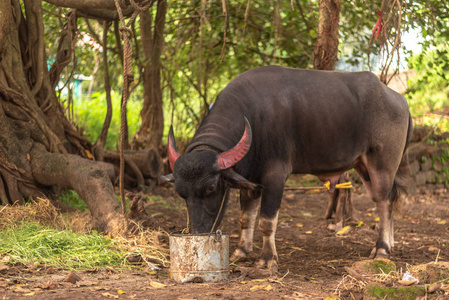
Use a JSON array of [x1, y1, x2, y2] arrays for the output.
[[230, 248, 248, 262], [369, 247, 389, 259], [256, 258, 278, 274]]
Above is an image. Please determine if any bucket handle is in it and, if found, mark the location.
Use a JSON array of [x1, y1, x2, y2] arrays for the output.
[[214, 229, 222, 243]]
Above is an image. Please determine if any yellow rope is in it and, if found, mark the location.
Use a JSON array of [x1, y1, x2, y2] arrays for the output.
[[284, 181, 353, 191], [323, 181, 353, 190]]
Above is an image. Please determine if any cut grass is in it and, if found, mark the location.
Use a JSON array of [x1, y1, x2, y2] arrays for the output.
[[0, 198, 170, 270], [0, 222, 125, 269]]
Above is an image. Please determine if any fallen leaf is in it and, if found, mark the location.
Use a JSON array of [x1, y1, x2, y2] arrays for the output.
[[293, 223, 304, 228], [437, 220, 446, 225], [85, 150, 94, 159], [374, 217, 380, 222], [366, 213, 372, 217], [428, 246, 440, 252], [22, 292, 35, 296], [117, 290, 126, 294], [250, 285, 264, 291], [102, 292, 118, 298], [65, 271, 82, 283], [398, 279, 417, 286], [251, 279, 267, 282], [356, 221, 364, 228], [306, 231, 312, 234], [264, 284, 274, 291], [336, 226, 352, 235], [150, 281, 166, 289], [429, 283, 441, 293], [13, 287, 32, 293]]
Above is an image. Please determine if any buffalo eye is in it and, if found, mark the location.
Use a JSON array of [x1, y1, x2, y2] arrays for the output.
[[205, 184, 216, 196]]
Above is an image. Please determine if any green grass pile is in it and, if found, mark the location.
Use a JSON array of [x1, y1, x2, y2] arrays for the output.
[[0, 222, 125, 269]]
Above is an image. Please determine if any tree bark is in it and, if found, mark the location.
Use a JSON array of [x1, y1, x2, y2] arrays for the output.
[[30, 144, 126, 234], [132, 0, 166, 150], [0, 0, 134, 234], [313, 0, 340, 70]]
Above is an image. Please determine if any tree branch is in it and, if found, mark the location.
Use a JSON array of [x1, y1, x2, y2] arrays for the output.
[[43, 0, 142, 10], [77, 6, 135, 21]]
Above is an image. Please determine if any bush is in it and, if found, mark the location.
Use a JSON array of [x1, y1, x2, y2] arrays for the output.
[[73, 91, 142, 150]]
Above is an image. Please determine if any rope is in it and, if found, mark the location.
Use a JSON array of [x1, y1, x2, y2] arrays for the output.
[[284, 181, 353, 191], [179, 187, 229, 235], [113, 0, 153, 217], [324, 181, 353, 190], [210, 187, 229, 234]]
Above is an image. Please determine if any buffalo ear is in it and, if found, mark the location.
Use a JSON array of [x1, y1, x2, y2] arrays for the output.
[[222, 169, 264, 191], [159, 173, 175, 183]]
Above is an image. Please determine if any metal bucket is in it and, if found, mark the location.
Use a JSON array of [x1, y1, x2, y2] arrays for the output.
[[169, 231, 230, 283]]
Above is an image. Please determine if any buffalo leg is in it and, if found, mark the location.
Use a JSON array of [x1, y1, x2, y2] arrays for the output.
[[370, 197, 394, 258], [256, 168, 285, 273], [230, 190, 261, 261], [257, 210, 280, 273], [334, 191, 345, 232], [325, 190, 338, 219], [359, 163, 396, 258]]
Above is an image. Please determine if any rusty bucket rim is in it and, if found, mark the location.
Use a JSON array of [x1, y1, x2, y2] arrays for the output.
[[169, 230, 229, 237]]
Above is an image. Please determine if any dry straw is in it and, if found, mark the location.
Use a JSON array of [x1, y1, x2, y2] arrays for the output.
[[0, 197, 170, 267]]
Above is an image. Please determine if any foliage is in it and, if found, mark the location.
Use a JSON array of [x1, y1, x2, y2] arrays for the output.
[[0, 222, 125, 269], [42, 0, 449, 146], [72, 91, 142, 150], [406, 42, 449, 112], [162, 0, 319, 139], [58, 190, 89, 210]]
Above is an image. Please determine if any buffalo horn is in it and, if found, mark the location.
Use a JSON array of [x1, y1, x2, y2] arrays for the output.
[[216, 117, 252, 170], [168, 125, 180, 171]]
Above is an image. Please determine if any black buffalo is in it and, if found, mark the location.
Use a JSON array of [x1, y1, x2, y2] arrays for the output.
[[163, 65, 412, 272]]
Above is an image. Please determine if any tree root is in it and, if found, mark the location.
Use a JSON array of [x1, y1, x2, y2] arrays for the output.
[[30, 143, 128, 234], [103, 149, 161, 191]]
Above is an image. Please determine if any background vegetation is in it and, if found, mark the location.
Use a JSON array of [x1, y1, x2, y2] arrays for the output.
[[44, 0, 448, 147]]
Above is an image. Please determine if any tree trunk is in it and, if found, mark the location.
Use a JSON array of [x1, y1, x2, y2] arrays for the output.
[[313, 0, 340, 70], [0, 0, 132, 234], [132, 0, 167, 151]]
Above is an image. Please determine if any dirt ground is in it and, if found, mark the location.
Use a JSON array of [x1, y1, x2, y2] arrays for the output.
[[1, 176, 449, 299]]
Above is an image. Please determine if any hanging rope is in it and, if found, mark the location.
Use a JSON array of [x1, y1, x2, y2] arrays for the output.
[[113, 0, 154, 217]]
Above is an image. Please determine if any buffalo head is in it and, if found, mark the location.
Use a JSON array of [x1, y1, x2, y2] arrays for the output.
[[161, 117, 263, 233]]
